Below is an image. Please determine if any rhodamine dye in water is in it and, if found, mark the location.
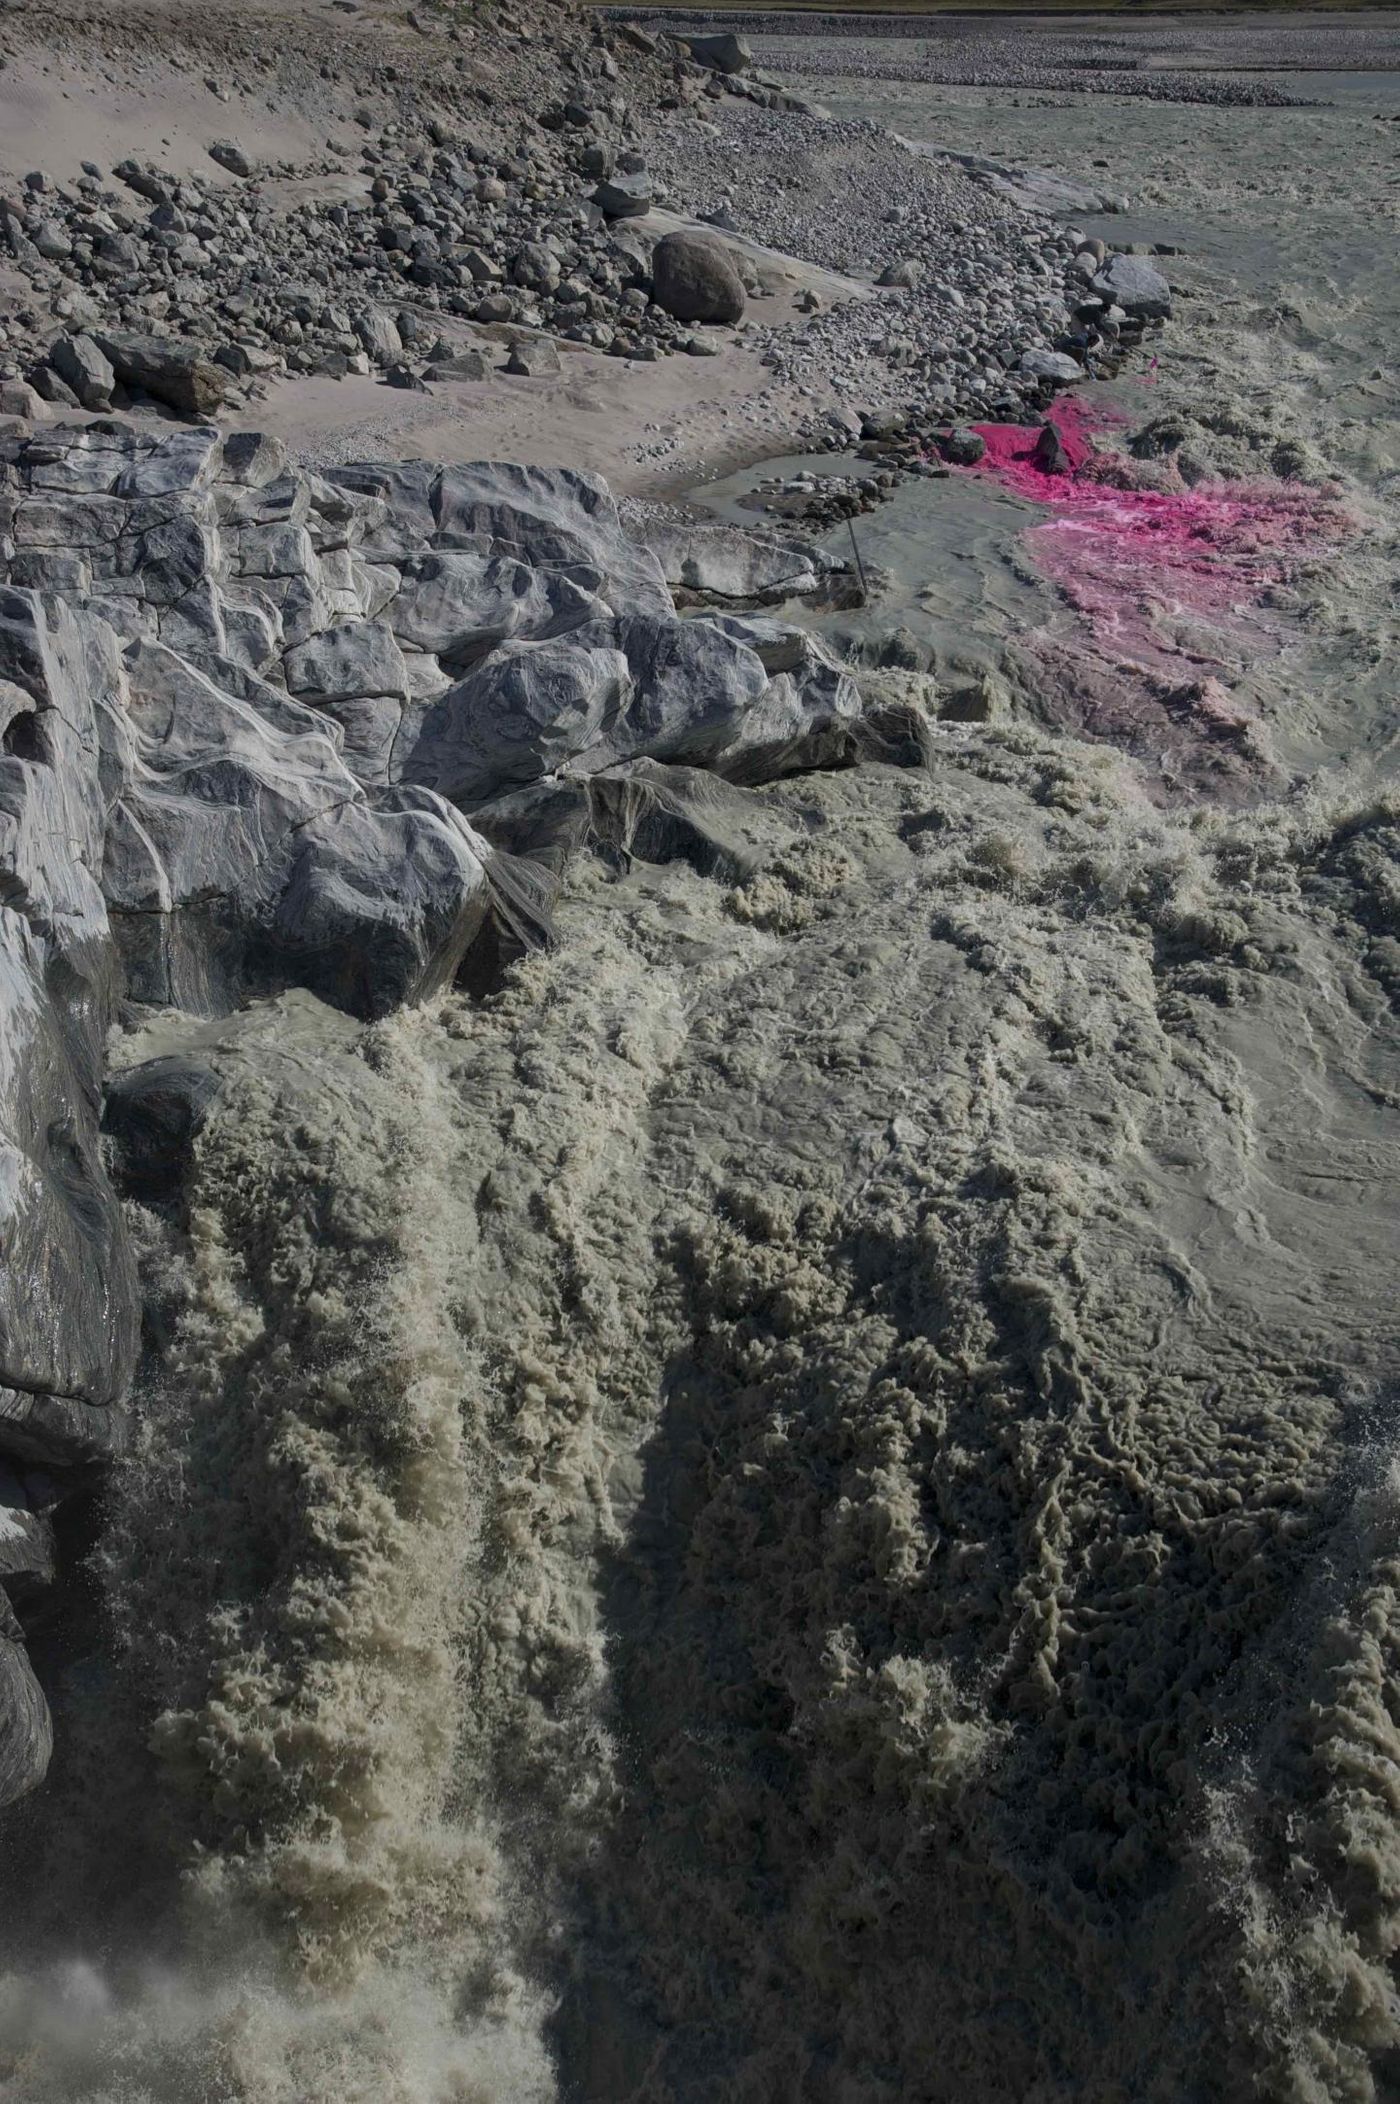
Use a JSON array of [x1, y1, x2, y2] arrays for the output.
[[952, 401, 1354, 796]]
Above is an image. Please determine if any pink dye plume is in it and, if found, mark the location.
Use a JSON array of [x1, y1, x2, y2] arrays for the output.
[[951, 401, 1352, 798]]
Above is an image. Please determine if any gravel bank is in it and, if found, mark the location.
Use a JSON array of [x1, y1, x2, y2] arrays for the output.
[[646, 100, 1163, 428], [621, 9, 1400, 103], [0, 0, 1160, 473], [750, 35, 1319, 107], [622, 6, 1400, 66]]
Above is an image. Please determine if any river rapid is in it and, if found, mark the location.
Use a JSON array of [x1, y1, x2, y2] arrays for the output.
[[4, 22, 1400, 2104]]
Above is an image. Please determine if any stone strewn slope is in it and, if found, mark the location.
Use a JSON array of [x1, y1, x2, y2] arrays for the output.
[[0, 0, 1135, 454], [0, 0, 812, 397], [0, 417, 899, 1800]]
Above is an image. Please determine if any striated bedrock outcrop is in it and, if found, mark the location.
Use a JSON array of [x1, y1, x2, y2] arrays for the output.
[[0, 417, 894, 1800], [0, 583, 139, 1803]]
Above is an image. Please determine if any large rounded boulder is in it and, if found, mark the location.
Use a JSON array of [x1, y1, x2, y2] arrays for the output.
[[650, 232, 747, 327]]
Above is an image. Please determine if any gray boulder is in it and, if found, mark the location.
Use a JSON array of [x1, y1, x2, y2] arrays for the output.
[[681, 32, 753, 74], [92, 332, 229, 416], [402, 611, 860, 805], [30, 369, 81, 410], [103, 637, 499, 1019], [473, 756, 774, 882], [354, 306, 404, 365], [462, 248, 504, 285], [650, 232, 746, 327], [254, 787, 500, 1018], [31, 221, 72, 262], [511, 243, 562, 292], [1032, 423, 1073, 475], [220, 430, 288, 488], [938, 429, 987, 467], [0, 381, 46, 422], [583, 613, 861, 784], [594, 173, 652, 220], [48, 332, 116, 411], [102, 1054, 223, 1203], [356, 457, 672, 618], [1091, 253, 1173, 320], [401, 635, 632, 806], [425, 350, 493, 382], [506, 339, 561, 378], [208, 140, 254, 178], [1018, 349, 1086, 384], [284, 618, 412, 702], [387, 549, 603, 663]]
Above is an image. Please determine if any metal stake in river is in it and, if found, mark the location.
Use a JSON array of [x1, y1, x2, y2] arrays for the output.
[[847, 518, 869, 604]]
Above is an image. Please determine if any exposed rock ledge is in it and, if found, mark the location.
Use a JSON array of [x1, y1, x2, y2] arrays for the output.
[[0, 419, 918, 1799]]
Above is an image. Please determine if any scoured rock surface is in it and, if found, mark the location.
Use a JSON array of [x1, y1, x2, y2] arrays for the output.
[[634, 513, 837, 606], [0, 580, 138, 1799]]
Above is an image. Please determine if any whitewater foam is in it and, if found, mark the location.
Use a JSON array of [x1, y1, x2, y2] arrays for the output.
[[6, 745, 1400, 2099]]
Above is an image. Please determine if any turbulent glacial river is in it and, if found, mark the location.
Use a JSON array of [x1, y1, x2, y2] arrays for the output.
[[4, 32, 1400, 2104]]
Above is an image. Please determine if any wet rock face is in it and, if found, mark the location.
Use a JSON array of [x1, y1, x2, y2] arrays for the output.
[[0, 1593, 52, 1808], [100, 1054, 223, 1204], [0, 419, 899, 1801], [0, 589, 139, 1440], [0, 585, 139, 1801]]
